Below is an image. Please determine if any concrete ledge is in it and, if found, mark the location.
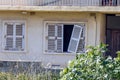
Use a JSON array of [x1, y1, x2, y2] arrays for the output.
[[0, 6, 119, 13]]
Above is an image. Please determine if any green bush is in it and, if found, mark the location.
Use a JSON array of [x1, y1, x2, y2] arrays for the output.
[[60, 44, 120, 80]]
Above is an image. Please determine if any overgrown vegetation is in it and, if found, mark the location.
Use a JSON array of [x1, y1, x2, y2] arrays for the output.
[[60, 44, 120, 80], [0, 69, 60, 80], [0, 65, 60, 80]]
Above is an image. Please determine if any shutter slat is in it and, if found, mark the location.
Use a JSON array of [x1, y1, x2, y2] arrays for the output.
[[7, 24, 13, 36], [68, 39, 78, 52], [57, 39, 62, 52], [68, 25, 83, 53], [16, 24, 23, 36], [16, 37, 23, 51], [5, 37, 13, 50], [48, 25, 55, 37], [48, 39, 56, 51], [72, 26, 81, 38], [57, 25, 62, 37]]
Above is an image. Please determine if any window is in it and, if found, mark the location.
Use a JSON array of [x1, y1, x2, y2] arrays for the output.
[[45, 23, 85, 53], [102, 0, 117, 6], [3, 21, 25, 52]]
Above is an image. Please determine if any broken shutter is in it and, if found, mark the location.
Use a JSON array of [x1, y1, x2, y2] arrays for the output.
[[4, 23, 25, 51], [47, 24, 63, 53], [68, 25, 83, 53]]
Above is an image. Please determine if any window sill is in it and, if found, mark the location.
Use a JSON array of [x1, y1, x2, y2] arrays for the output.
[[2, 50, 27, 53], [44, 52, 83, 56]]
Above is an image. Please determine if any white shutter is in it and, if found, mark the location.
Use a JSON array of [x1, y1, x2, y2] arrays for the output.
[[47, 24, 56, 52], [56, 24, 63, 53], [4, 23, 14, 50], [16, 24, 23, 36], [68, 25, 83, 53], [6, 24, 13, 36], [47, 24, 63, 53], [15, 23, 24, 51]]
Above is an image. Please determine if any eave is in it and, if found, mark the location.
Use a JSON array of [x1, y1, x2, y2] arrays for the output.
[[0, 6, 120, 14]]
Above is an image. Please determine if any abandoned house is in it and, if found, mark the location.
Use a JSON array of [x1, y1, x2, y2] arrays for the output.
[[0, 0, 119, 69]]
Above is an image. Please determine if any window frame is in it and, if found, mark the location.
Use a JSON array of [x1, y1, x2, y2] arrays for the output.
[[2, 20, 27, 53], [43, 21, 88, 54]]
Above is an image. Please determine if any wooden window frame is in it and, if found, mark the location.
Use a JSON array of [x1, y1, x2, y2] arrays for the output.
[[43, 21, 87, 54], [2, 20, 27, 53]]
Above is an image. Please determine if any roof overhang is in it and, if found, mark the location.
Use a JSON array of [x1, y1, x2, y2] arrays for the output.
[[0, 6, 120, 13]]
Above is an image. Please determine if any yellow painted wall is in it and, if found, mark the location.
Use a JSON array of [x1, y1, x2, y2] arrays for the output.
[[0, 11, 105, 67], [96, 13, 106, 45]]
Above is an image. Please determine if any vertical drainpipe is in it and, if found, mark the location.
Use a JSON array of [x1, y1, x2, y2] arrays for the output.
[[95, 14, 97, 46]]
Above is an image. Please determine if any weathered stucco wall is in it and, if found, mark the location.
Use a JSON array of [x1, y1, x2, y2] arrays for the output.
[[96, 13, 106, 45], [0, 11, 105, 67]]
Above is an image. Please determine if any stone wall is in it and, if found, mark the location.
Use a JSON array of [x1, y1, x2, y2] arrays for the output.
[[0, 61, 43, 74]]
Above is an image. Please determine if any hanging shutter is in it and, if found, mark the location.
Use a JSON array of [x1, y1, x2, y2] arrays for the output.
[[47, 24, 56, 52], [5, 23, 14, 50], [15, 24, 24, 51], [68, 25, 83, 53], [56, 24, 63, 53]]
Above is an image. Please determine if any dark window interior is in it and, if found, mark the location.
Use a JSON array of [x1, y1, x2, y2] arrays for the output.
[[106, 14, 120, 57], [63, 25, 74, 52], [102, 0, 117, 6], [106, 14, 120, 29]]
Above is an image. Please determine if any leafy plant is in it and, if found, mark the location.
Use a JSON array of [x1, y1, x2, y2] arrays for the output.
[[60, 43, 120, 80]]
